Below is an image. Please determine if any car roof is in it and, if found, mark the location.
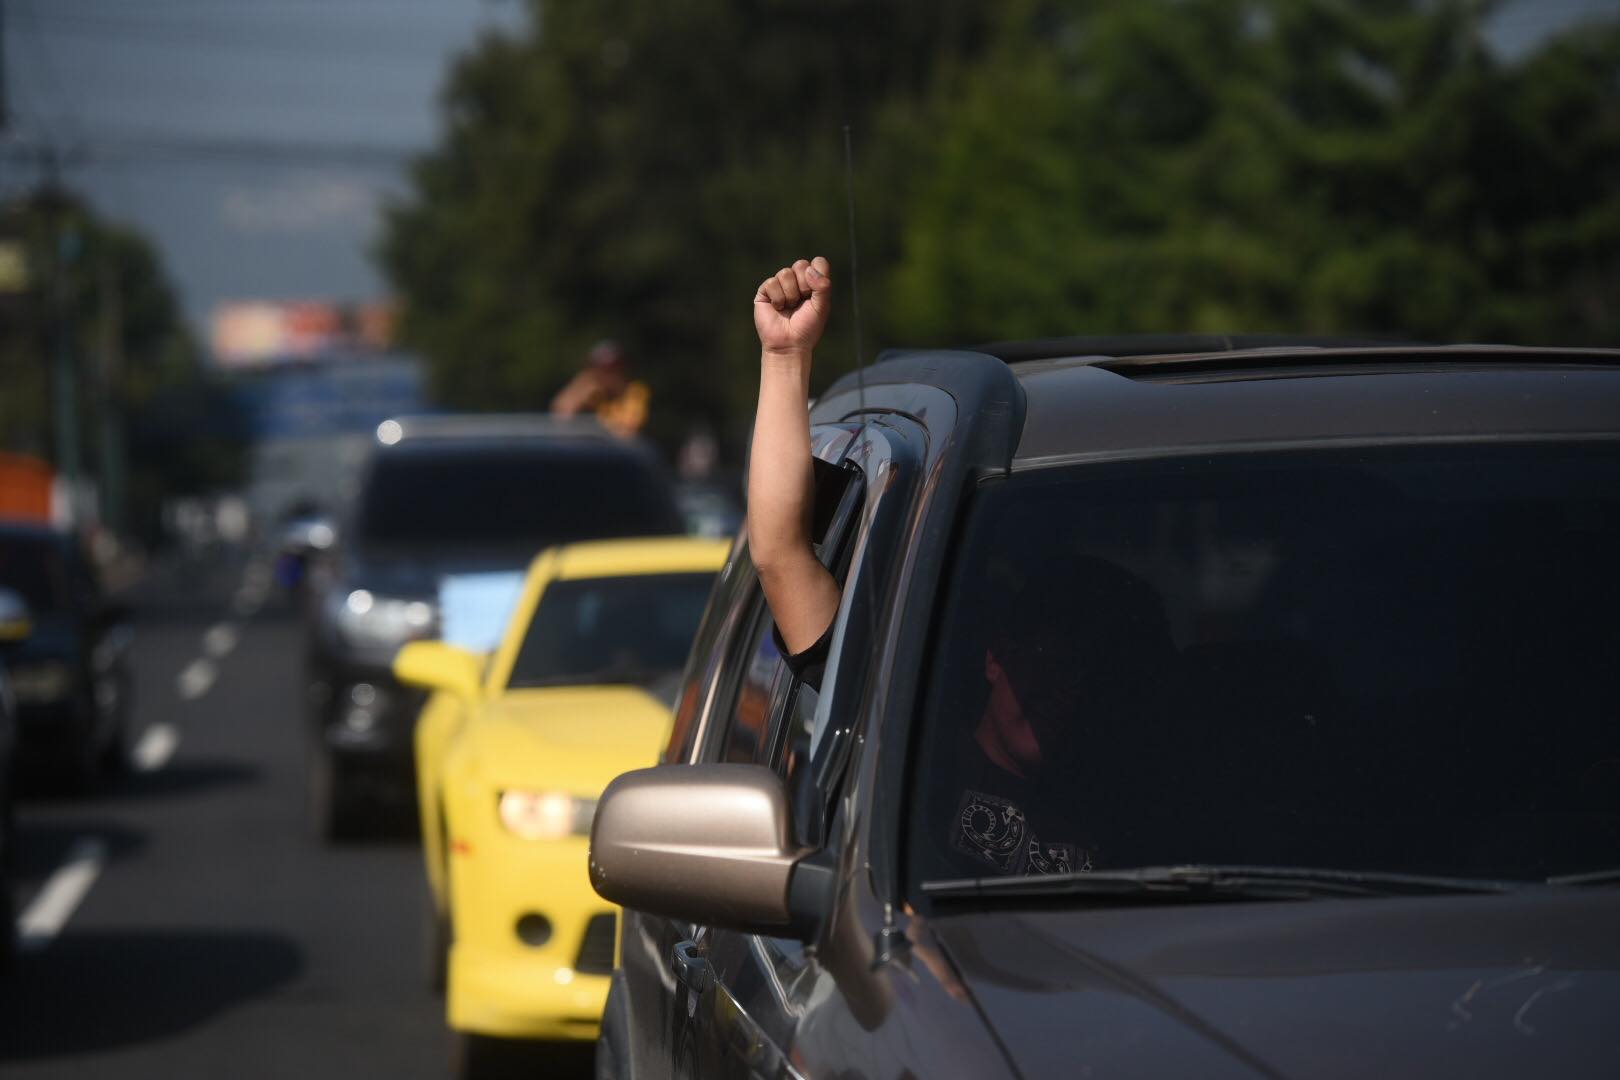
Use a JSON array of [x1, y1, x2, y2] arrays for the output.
[[822, 342, 1620, 467], [1005, 345, 1620, 465], [541, 536, 732, 582]]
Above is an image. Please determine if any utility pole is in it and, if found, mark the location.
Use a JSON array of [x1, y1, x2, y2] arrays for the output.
[[98, 254, 123, 532], [1, 0, 9, 135], [46, 166, 83, 522]]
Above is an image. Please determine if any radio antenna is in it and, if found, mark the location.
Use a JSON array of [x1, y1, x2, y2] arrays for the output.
[[842, 124, 866, 375], [841, 120, 907, 969]]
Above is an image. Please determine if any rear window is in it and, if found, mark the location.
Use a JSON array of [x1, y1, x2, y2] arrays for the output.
[[507, 572, 717, 690], [909, 442, 1620, 888], [355, 444, 679, 548]]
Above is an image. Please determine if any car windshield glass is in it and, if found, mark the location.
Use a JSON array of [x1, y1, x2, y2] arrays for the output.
[[0, 534, 67, 612], [909, 442, 1620, 895], [507, 572, 717, 689], [354, 445, 679, 548]]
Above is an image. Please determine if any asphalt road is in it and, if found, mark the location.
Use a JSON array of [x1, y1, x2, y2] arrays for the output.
[[0, 553, 591, 1079]]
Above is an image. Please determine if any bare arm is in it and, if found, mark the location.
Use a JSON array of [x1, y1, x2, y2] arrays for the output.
[[749, 257, 841, 654]]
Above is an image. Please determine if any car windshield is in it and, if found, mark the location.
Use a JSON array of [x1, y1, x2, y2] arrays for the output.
[[354, 444, 680, 549], [507, 572, 717, 690], [909, 442, 1620, 894], [0, 533, 68, 613]]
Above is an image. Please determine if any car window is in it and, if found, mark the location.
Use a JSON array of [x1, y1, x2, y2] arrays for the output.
[[704, 461, 863, 772], [506, 572, 717, 691], [716, 600, 789, 765], [0, 534, 69, 613], [355, 443, 680, 548], [908, 441, 1620, 892]]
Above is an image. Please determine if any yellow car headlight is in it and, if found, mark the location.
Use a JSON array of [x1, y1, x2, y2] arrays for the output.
[[496, 790, 596, 840]]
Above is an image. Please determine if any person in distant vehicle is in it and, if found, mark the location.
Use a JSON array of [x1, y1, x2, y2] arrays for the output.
[[550, 340, 651, 437], [749, 258, 1171, 877]]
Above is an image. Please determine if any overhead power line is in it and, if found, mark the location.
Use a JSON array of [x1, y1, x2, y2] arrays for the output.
[[1, 130, 420, 168]]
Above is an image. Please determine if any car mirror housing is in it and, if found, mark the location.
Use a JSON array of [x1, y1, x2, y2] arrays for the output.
[[0, 587, 33, 641], [393, 640, 482, 701], [590, 763, 831, 939]]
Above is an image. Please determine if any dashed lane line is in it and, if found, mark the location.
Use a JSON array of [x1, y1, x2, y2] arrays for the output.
[[17, 837, 108, 953], [176, 658, 217, 701], [131, 722, 180, 772], [202, 622, 240, 659]]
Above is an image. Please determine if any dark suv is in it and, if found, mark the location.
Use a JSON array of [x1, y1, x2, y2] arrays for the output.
[[591, 341, 1620, 1078], [305, 415, 682, 838]]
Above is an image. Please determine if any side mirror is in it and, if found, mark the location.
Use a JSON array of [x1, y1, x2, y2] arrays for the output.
[[0, 588, 33, 641], [393, 640, 482, 701], [589, 763, 832, 938]]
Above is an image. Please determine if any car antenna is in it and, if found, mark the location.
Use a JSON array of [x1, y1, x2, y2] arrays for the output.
[[843, 123, 866, 379], [844, 121, 910, 969]]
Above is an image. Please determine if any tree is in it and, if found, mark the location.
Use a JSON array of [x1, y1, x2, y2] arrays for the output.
[[380, 0, 989, 447], [0, 188, 243, 540], [883, 0, 1620, 346], [383, 0, 1619, 449]]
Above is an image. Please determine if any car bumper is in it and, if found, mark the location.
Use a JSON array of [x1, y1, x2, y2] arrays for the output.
[[310, 654, 424, 792], [446, 829, 615, 1040]]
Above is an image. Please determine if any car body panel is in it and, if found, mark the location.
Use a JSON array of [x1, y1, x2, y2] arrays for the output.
[[932, 890, 1620, 1078], [1010, 353, 1620, 465]]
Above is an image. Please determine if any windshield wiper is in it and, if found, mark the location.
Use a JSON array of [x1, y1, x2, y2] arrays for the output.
[[1547, 868, 1620, 886], [923, 864, 1517, 904]]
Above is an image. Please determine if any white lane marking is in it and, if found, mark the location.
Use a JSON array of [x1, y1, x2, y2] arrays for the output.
[[17, 837, 108, 952], [202, 622, 239, 659], [131, 722, 179, 772], [176, 658, 217, 701]]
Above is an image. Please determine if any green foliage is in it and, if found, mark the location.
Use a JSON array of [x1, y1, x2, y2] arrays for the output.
[[0, 189, 243, 539], [889, 0, 1620, 346], [382, 0, 1620, 443]]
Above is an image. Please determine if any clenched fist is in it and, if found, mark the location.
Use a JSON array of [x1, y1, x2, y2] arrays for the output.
[[754, 257, 833, 358]]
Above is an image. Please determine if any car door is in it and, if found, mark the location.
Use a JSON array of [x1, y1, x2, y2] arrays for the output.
[[671, 420, 926, 1080], [610, 424, 861, 1078]]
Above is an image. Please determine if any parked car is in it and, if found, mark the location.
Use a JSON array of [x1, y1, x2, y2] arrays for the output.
[[590, 340, 1620, 1079], [305, 415, 683, 838], [0, 595, 19, 966], [0, 524, 132, 790], [394, 536, 728, 1070]]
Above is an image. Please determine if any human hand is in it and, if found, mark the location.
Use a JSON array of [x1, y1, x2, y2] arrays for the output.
[[754, 257, 832, 360]]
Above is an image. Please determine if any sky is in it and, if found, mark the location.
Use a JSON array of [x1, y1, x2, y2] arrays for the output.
[[0, 0, 523, 333], [0, 0, 1613, 344]]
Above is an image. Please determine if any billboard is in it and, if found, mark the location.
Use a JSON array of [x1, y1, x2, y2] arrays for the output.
[[210, 300, 397, 367]]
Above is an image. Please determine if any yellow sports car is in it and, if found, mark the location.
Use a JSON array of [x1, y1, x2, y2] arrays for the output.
[[394, 536, 729, 1048]]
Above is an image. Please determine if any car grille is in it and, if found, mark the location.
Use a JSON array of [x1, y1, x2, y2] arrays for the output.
[[575, 913, 616, 975]]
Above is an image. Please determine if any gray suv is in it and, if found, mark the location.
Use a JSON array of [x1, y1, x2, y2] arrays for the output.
[[591, 340, 1620, 1078], [305, 415, 682, 838]]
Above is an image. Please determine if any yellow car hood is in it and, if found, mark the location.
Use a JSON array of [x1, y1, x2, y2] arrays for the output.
[[458, 684, 673, 794]]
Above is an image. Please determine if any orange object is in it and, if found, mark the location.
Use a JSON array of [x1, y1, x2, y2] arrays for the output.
[[0, 453, 54, 523]]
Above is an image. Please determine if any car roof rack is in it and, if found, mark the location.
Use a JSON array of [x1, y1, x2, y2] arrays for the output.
[[969, 334, 1423, 364]]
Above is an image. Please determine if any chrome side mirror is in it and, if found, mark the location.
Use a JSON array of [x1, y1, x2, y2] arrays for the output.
[[589, 763, 831, 938]]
